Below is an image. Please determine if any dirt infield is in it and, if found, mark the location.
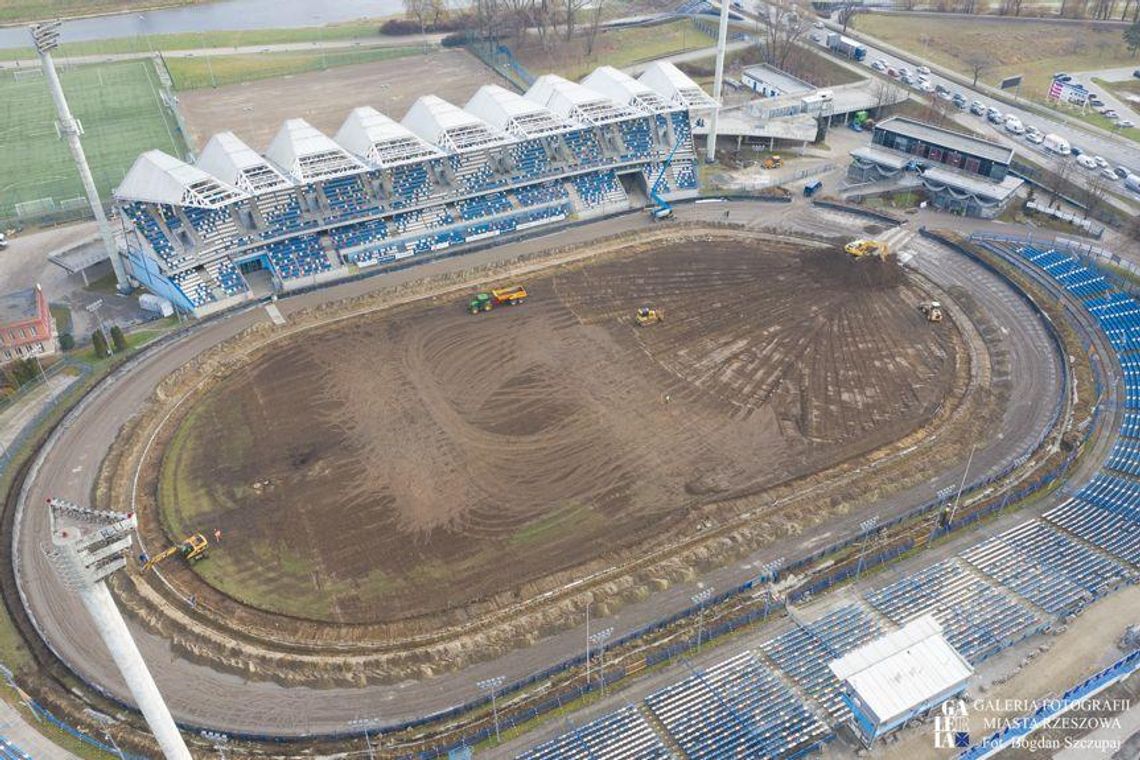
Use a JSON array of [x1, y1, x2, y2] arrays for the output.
[[159, 237, 958, 623], [176, 48, 495, 150]]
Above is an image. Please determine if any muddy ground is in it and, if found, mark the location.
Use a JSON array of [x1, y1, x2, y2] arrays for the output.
[[176, 49, 494, 151], [160, 239, 958, 623]]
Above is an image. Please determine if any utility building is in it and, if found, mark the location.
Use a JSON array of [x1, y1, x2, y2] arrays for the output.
[[829, 614, 974, 744]]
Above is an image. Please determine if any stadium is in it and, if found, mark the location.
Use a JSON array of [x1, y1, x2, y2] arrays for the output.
[[111, 62, 711, 314], [4, 12, 1140, 760]]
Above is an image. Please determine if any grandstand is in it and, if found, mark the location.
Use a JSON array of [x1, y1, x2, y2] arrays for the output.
[[112, 61, 708, 314]]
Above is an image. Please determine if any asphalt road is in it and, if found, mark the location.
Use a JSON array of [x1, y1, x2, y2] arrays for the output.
[[9, 201, 1069, 738]]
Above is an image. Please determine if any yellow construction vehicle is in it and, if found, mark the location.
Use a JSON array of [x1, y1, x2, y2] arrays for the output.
[[141, 534, 209, 571], [919, 301, 944, 323], [468, 285, 528, 313], [762, 155, 784, 170], [844, 239, 890, 260], [634, 306, 664, 326]]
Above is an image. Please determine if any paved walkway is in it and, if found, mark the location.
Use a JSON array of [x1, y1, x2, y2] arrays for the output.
[[0, 697, 78, 760], [0, 34, 443, 70]]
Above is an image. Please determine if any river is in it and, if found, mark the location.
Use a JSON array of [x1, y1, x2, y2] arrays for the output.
[[0, 0, 408, 49]]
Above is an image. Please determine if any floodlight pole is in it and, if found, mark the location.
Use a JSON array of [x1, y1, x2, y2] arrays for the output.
[[705, 0, 731, 163], [44, 499, 191, 760], [854, 515, 879, 583], [691, 588, 714, 652], [30, 22, 130, 294]]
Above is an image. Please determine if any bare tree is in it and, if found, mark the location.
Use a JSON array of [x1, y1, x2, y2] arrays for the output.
[[404, 0, 431, 40], [761, 0, 812, 68], [1082, 172, 1109, 219], [838, 0, 861, 33], [563, 0, 589, 41], [872, 78, 901, 117], [585, 0, 607, 55], [1051, 156, 1075, 204], [966, 55, 989, 86]]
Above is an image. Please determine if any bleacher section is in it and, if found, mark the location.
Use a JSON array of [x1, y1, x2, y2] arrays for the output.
[[618, 117, 654, 160], [517, 705, 669, 760], [1045, 499, 1140, 566], [563, 129, 605, 165], [645, 651, 833, 760], [458, 191, 514, 220], [571, 170, 626, 209], [514, 181, 568, 207], [320, 175, 373, 218], [864, 559, 1040, 663], [262, 236, 331, 280], [760, 604, 881, 721]]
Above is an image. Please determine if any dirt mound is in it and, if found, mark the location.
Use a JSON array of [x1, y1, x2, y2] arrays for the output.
[[159, 237, 957, 624]]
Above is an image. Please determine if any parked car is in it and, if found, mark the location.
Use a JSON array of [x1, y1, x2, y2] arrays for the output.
[[1076, 154, 1098, 169], [1089, 97, 1104, 107], [814, 20, 825, 28], [1118, 120, 1135, 129], [811, 32, 822, 42], [1115, 166, 1131, 179], [1025, 131, 1044, 144], [1103, 110, 1119, 120], [1094, 155, 1109, 168], [1053, 72, 1072, 82], [969, 100, 985, 115], [1134, 69, 1140, 79], [916, 65, 931, 75], [1092, 104, 1109, 113], [1101, 167, 1119, 181]]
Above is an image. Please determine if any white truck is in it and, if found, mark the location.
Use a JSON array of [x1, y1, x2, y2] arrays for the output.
[[1125, 173, 1140, 194], [139, 293, 174, 318], [1004, 116, 1025, 135], [1042, 133, 1071, 156]]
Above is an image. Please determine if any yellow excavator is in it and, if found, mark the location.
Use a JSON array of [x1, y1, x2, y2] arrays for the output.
[[141, 534, 209, 571], [635, 306, 664, 326], [762, 155, 784, 170], [844, 239, 890, 261]]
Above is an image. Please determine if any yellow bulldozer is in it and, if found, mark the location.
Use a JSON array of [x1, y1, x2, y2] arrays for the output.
[[141, 534, 209, 571], [762, 155, 784, 170], [919, 301, 944, 323], [844, 239, 890, 261], [635, 306, 664, 326]]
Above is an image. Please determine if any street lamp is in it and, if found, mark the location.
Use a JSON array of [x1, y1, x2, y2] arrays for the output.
[[477, 675, 506, 744], [589, 627, 614, 694], [691, 588, 714, 652], [854, 515, 879, 582], [84, 710, 125, 760], [758, 557, 783, 618]]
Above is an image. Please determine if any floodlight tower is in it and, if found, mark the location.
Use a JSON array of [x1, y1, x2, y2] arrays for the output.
[[43, 498, 192, 760], [29, 22, 130, 293], [705, 0, 732, 163]]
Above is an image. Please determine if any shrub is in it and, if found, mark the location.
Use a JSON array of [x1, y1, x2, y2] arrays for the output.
[[110, 325, 128, 353], [59, 333, 75, 351], [92, 329, 109, 358]]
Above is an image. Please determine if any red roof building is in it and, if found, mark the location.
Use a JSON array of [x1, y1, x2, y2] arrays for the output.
[[1, 284, 58, 364]]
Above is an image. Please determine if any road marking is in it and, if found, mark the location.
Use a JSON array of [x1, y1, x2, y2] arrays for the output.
[[71, 466, 82, 473], [265, 303, 286, 326]]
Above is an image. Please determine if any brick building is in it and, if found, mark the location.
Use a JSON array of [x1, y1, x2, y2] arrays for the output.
[[0, 284, 58, 364]]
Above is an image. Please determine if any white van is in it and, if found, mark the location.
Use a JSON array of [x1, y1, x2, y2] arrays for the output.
[[1004, 116, 1025, 135], [1042, 133, 1071, 156]]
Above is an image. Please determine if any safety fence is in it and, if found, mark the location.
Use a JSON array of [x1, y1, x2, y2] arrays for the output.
[[0, 360, 89, 480], [809, 199, 904, 226], [957, 647, 1140, 760], [26, 699, 148, 760]]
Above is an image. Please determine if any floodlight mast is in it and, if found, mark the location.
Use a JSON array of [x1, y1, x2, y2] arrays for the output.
[[44, 498, 192, 760], [705, 0, 732, 163], [29, 21, 130, 293]]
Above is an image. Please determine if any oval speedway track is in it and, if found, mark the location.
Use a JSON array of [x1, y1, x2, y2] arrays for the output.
[[7, 203, 1080, 737]]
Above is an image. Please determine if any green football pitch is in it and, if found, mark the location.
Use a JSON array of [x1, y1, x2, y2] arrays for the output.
[[0, 59, 188, 225]]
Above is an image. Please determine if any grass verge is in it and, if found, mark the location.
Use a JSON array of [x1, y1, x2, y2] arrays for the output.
[[166, 45, 423, 90]]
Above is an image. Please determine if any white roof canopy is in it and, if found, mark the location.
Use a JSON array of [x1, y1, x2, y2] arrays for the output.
[[639, 60, 720, 110], [265, 119, 367, 182], [581, 66, 675, 114], [465, 85, 579, 138], [115, 150, 247, 208], [829, 614, 974, 726], [525, 74, 643, 125], [197, 132, 293, 194], [402, 95, 513, 152], [335, 106, 444, 167]]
